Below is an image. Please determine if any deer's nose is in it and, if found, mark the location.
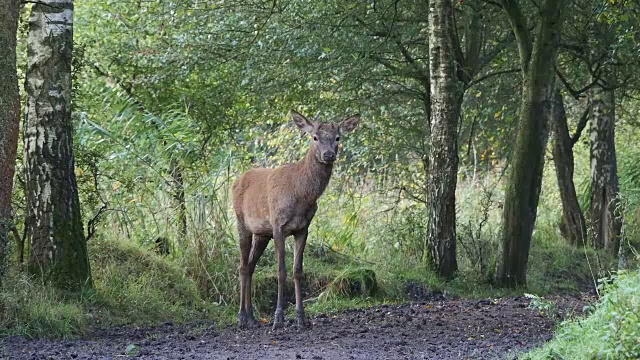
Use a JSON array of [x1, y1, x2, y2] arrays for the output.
[[322, 152, 336, 162]]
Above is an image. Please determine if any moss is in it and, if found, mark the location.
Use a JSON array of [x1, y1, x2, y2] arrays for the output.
[[319, 267, 378, 301]]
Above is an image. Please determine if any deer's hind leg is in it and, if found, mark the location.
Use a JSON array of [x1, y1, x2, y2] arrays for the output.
[[237, 223, 252, 329], [293, 227, 308, 328], [244, 235, 270, 326], [272, 226, 287, 329]]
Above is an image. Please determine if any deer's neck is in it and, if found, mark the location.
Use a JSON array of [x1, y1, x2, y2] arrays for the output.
[[295, 149, 333, 201]]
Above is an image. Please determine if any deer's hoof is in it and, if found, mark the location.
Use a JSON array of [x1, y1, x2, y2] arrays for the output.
[[296, 310, 308, 329], [272, 320, 285, 330], [297, 317, 309, 329], [237, 315, 249, 329], [247, 316, 261, 328]]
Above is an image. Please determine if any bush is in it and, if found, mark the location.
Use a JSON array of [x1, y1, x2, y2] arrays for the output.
[[522, 270, 640, 360]]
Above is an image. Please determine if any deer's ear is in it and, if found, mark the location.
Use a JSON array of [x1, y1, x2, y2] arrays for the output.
[[291, 110, 316, 133], [339, 114, 361, 132]]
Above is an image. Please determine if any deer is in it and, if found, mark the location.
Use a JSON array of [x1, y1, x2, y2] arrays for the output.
[[232, 109, 361, 330]]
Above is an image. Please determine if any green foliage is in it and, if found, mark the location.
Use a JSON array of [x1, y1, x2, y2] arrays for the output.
[[0, 237, 215, 338], [522, 270, 640, 360], [525, 293, 560, 320], [125, 344, 141, 357], [6, 0, 640, 343], [89, 237, 214, 325], [0, 273, 87, 338], [318, 268, 378, 301]]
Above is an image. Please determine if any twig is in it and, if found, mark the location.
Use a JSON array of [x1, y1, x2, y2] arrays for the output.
[[570, 105, 590, 147], [86, 204, 108, 242], [9, 225, 24, 265], [467, 68, 521, 88]]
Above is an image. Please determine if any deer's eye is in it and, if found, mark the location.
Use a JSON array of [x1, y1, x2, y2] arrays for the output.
[[313, 135, 318, 141], [336, 136, 340, 142]]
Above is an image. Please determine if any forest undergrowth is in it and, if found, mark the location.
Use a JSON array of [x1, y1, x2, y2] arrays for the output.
[[1, 158, 634, 339]]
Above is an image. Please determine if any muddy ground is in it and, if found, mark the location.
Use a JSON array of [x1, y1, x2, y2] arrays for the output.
[[0, 295, 589, 360]]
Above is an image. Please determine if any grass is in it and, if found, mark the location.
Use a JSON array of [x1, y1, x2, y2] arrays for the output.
[[0, 236, 217, 338], [521, 270, 640, 360], [1, 212, 617, 339], [0, 274, 87, 338], [0, 163, 635, 339], [88, 237, 215, 327]]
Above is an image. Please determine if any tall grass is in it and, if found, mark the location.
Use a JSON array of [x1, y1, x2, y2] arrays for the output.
[[3, 117, 639, 338]]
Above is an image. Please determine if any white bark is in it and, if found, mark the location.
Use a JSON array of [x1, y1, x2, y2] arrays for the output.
[[589, 80, 621, 254], [426, 0, 459, 278], [24, 0, 92, 289]]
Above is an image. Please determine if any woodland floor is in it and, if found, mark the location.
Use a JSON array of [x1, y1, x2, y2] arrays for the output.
[[0, 294, 591, 360]]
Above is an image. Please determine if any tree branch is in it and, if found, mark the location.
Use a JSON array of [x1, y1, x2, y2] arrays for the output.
[[570, 105, 590, 147], [399, 186, 427, 204], [480, 0, 503, 7], [501, 0, 533, 73], [478, 31, 516, 68], [20, 0, 64, 8], [9, 225, 24, 265], [467, 68, 521, 88], [86, 204, 108, 242], [555, 68, 600, 99]]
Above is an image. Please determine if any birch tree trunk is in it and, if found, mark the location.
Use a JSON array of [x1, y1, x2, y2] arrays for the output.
[[426, 0, 459, 278], [552, 90, 587, 246], [0, 0, 21, 279], [589, 80, 621, 256], [496, 0, 563, 287], [24, 0, 92, 290]]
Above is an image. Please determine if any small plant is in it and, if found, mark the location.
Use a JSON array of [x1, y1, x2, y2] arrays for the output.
[[457, 183, 499, 281], [125, 344, 140, 356], [524, 293, 559, 320], [522, 270, 640, 360]]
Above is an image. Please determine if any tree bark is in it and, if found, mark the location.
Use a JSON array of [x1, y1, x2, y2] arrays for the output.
[[426, 0, 459, 278], [0, 0, 21, 280], [24, 0, 93, 290], [551, 89, 587, 246], [170, 157, 187, 241], [589, 80, 621, 255], [496, 0, 563, 287]]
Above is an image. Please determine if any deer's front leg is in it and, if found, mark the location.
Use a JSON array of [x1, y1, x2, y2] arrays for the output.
[[273, 228, 287, 330], [293, 228, 308, 328]]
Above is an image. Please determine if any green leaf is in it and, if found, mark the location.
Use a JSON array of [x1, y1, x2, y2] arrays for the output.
[[126, 344, 140, 356]]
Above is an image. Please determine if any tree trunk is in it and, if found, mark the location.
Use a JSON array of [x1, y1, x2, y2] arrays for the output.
[[589, 81, 621, 255], [551, 90, 587, 246], [617, 234, 631, 271], [24, 0, 92, 290], [170, 157, 187, 241], [0, 0, 21, 280], [426, 0, 459, 278], [496, 0, 563, 287]]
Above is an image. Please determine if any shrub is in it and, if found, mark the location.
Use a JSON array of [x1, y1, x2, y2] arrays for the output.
[[522, 270, 640, 360]]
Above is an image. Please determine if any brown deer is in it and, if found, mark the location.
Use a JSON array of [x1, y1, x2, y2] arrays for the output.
[[232, 109, 361, 330]]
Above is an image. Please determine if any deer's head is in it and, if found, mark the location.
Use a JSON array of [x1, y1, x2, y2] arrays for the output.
[[291, 110, 361, 165]]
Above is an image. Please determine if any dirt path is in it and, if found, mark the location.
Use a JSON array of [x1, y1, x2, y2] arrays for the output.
[[1, 296, 587, 360]]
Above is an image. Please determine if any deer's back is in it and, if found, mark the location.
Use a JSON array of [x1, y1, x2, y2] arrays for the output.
[[232, 164, 316, 237], [232, 167, 273, 217]]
